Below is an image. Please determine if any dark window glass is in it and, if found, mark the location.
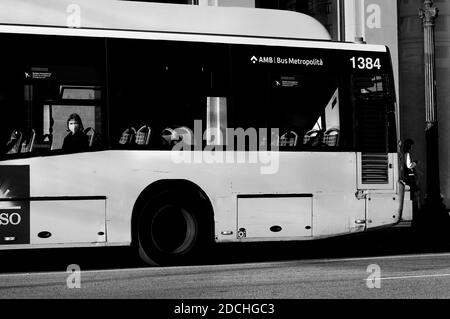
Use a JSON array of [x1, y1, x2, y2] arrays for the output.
[[230, 44, 342, 151], [108, 39, 230, 150], [342, 50, 397, 153], [352, 74, 396, 153], [0, 34, 106, 157]]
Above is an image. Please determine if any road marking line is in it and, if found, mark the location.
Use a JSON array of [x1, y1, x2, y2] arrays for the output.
[[312, 252, 450, 264], [369, 273, 450, 281]]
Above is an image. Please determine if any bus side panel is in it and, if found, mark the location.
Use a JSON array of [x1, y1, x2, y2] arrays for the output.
[[30, 199, 106, 244], [0, 149, 402, 249], [237, 196, 313, 239], [0, 151, 231, 247], [365, 193, 401, 229], [313, 194, 366, 236], [230, 152, 367, 239]]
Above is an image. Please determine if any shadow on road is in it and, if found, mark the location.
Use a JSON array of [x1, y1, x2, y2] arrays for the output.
[[206, 227, 450, 264], [0, 227, 449, 273]]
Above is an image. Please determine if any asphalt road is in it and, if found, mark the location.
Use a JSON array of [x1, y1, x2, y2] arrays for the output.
[[0, 228, 450, 299], [0, 252, 450, 299]]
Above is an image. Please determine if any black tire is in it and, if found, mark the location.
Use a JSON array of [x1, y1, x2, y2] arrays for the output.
[[137, 189, 211, 266]]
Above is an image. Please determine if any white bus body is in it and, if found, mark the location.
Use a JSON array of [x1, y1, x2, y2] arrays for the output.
[[0, 0, 411, 265]]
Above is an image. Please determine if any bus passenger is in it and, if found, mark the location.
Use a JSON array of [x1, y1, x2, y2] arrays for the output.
[[62, 113, 89, 152]]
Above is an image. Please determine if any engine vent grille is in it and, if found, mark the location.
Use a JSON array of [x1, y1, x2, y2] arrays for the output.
[[361, 153, 389, 184]]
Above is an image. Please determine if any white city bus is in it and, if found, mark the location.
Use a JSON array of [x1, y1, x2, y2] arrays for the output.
[[0, 0, 411, 265]]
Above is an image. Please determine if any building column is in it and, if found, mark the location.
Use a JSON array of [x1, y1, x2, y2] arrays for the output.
[[418, 0, 448, 232]]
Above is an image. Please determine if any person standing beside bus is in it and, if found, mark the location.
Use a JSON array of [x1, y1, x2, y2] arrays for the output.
[[403, 138, 419, 193], [403, 138, 421, 218], [62, 113, 89, 152]]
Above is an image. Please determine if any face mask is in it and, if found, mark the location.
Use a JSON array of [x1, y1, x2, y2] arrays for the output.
[[69, 123, 79, 133]]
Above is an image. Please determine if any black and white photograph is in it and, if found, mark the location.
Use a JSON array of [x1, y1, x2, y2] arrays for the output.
[[0, 0, 449, 314]]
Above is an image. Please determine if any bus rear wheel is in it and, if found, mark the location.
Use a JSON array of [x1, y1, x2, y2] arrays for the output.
[[137, 190, 209, 266]]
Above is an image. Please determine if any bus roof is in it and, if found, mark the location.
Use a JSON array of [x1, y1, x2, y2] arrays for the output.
[[0, 0, 332, 41]]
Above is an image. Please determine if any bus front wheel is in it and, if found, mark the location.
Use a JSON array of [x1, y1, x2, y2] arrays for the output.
[[137, 190, 209, 266]]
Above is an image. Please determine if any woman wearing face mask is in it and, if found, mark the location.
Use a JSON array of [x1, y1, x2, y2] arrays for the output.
[[62, 113, 89, 152]]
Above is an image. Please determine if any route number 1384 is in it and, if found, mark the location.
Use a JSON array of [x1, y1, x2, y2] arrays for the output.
[[350, 57, 381, 70]]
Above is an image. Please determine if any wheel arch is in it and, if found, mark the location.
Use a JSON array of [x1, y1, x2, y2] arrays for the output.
[[130, 179, 215, 248]]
